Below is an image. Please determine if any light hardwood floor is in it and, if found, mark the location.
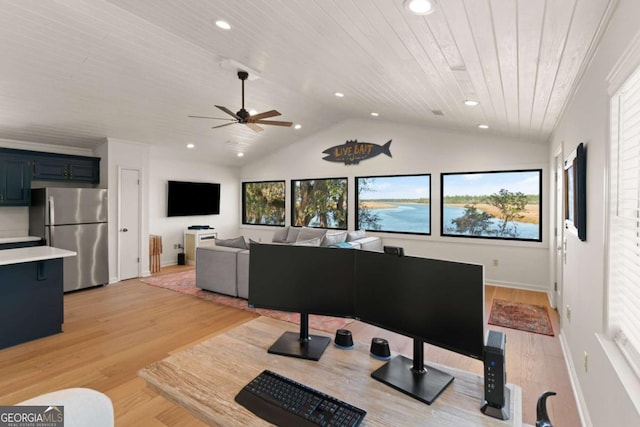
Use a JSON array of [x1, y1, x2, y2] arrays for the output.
[[0, 266, 580, 426]]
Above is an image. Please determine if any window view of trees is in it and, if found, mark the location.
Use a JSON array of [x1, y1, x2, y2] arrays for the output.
[[292, 178, 347, 229], [441, 170, 542, 241], [242, 181, 286, 226], [356, 174, 431, 234]]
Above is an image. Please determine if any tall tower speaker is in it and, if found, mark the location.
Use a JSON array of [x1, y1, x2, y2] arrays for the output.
[[481, 330, 510, 420]]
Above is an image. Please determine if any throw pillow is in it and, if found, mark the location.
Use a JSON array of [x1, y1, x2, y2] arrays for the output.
[[248, 238, 261, 246], [272, 226, 289, 243], [293, 237, 322, 246], [285, 227, 300, 243], [322, 231, 348, 246], [347, 230, 366, 242], [216, 236, 248, 249], [296, 226, 327, 242]]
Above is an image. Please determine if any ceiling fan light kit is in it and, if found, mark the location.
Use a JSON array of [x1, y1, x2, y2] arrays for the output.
[[189, 70, 293, 133]]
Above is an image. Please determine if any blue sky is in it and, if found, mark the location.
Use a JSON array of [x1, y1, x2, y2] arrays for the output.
[[358, 175, 430, 199], [442, 171, 540, 196]]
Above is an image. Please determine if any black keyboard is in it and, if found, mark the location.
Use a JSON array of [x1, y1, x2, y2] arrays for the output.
[[235, 370, 366, 427]]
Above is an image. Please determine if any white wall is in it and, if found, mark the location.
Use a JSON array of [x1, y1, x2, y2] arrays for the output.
[[148, 147, 240, 267], [550, 0, 640, 425], [241, 118, 550, 291]]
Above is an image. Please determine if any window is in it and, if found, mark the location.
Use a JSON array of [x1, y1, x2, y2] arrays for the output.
[[608, 64, 640, 377], [242, 181, 286, 226], [441, 170, 542, 242], [355, 174, 431, 235], [291, 177, 347, 229]]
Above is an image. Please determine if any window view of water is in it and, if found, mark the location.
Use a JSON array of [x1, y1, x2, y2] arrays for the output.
[[361, 202, 430, 233], [442, 205, 540, 240]]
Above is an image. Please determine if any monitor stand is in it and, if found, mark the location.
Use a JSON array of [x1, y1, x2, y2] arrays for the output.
[[371, 338, 454, 405], [267, 312, 330, 361]]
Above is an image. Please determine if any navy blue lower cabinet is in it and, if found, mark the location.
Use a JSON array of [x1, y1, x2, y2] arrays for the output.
[[0, 258, 64, 349]]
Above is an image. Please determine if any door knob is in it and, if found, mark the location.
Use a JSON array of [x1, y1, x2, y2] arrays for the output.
[[121, 228, 128, 232]]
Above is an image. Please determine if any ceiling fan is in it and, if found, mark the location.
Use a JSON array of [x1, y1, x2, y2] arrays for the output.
[[189, 71, 293, 133]]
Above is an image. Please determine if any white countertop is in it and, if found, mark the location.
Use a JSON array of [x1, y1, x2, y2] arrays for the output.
[[0, 236, 42, 244], [0, 246, 77, 266]]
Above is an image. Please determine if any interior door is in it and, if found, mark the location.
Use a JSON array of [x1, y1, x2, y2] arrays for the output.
[[119, 168, 141, 280], [553, 151, 564, 310]]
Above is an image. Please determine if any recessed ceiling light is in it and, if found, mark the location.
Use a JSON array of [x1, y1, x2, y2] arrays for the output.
[[215, 20, 231, 30], [186, 143, 195, 149], [237, 152, 244, 157], [464, 100, 479, 106], [404, 0, 436, 15], [249, 109, 258, 116], [478, 124, 489, 129], [370, 112, 379, 117], [334, 92, 345, 98], [294, 124, 302, 129]]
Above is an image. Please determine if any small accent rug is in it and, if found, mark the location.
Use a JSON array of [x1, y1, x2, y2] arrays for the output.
[[140, 270, 353, 333], [488, 299, 554, 336]]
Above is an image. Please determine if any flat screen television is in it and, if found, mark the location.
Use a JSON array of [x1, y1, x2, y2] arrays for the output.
[[167, 180, 220, 217], [249, 243, 355, 360]]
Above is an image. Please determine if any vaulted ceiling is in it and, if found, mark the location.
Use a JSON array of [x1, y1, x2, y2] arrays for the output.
[[0, 0, 614, 165]]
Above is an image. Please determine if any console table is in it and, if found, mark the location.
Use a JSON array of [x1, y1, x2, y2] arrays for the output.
[[183, 229, 217, 265], [139, 317, 522, 426]]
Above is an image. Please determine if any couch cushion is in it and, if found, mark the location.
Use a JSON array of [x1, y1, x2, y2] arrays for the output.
[[216, 236, 248, 249], [293, 237, 322, 246], [296, 226, 327, 242], [272, 226, 289, 243], [346, 230, 366, 242], [322, 231, 348, 246], [285, 227, 300, 243]]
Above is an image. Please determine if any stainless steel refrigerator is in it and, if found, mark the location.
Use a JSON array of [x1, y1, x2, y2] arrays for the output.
[[29, 188, 109, 292]]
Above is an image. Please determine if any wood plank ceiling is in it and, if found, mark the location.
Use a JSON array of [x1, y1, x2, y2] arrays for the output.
[[0, 0, 614, 165]]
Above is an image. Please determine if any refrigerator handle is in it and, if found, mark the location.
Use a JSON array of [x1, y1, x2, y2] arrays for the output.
[[48, 196, 55, 238]]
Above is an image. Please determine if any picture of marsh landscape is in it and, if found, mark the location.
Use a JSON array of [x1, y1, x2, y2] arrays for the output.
[[356, 174, 431, 234], [441, 170, 542, 241]]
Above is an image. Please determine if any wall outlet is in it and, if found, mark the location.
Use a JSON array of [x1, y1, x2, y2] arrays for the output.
[[492, 259, 499, 267], [173, 243, 179, 249], [584, 351, 588, 372], [566, 305, 571, 322]]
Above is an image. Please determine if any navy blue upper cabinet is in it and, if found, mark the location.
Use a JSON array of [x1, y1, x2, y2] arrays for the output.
[[0, 156, 31, 206], [32, 155, 100, 183]]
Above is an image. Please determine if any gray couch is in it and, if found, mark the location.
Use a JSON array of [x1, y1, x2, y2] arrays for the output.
[[195, 227, 382, 298]]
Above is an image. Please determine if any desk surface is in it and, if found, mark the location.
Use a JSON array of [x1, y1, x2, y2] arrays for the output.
[[139, 317, 521, 426]]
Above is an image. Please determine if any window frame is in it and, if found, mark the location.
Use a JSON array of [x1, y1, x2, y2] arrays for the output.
[[241, 180, 286, 227], [290, 177, 348, 230]]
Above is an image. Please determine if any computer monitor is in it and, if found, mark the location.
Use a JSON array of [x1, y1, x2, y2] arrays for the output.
[[248, 243, 355, 360], [354, 250, 485, 404]]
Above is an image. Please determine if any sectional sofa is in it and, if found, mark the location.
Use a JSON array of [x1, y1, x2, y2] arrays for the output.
[[195, 227, 382, 298]]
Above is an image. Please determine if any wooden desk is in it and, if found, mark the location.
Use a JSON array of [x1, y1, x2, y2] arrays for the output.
[[139, 317, 522, 426]]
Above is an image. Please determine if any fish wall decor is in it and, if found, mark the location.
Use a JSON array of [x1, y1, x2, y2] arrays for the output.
[[322, 139, 392, 165]]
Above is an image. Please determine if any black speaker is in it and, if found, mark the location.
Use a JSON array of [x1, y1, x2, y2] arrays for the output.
[[481, 330, 510, 420], [177, 253, 186, 266], [383, 246, 405, 256]]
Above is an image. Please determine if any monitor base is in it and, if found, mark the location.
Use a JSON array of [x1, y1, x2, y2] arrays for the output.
[[371, 354, 454, 405], [267, 331, 330, 361]]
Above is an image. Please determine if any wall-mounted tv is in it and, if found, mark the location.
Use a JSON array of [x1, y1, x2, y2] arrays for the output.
[[167, 180, 220, 217]]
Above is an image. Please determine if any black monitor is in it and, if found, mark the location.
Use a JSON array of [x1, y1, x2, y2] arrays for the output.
[[248, 243, 355, 360], [354, 250, 485, 404]]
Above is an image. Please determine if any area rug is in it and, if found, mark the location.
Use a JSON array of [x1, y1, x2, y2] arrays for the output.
[[140, 270, 353, 333], [488, 299, 554, 336]]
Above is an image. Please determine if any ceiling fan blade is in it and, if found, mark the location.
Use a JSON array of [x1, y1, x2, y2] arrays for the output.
[[254, 120, 293, 127], [215, 105, 241, 120], [249, 110, 281, 120], [189, 115, 236, 121], [246, 122, 264, 133], [212, 122, 236, 129]]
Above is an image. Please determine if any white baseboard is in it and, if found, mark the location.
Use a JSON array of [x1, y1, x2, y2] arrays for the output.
[[486, 279, 548, 293], [559, 332, 592, 427]]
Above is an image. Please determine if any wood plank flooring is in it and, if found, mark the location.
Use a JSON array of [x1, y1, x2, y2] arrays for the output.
[[0, 266, 580, 426]]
